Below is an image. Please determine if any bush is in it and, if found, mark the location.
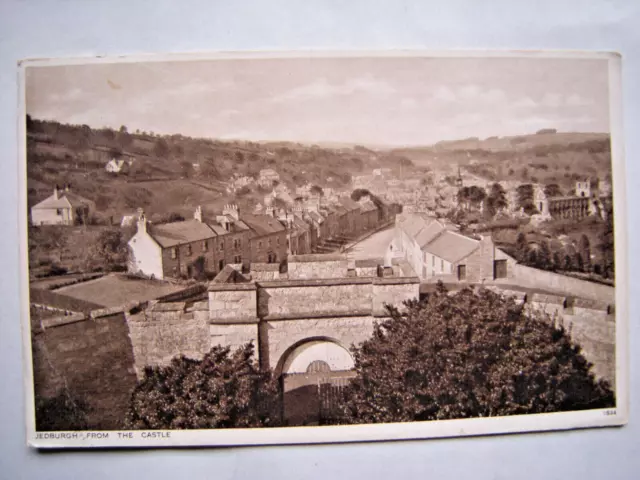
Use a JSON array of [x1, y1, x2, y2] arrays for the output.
[[125, 343, 280, 429], [35, 391, 89, 431], [339, 284, 614, 424]]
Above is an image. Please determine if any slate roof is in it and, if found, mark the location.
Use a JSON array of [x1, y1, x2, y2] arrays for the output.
[[359, 200, 378, 213], [423, 230, 479, 263], [148, 220, 217, 248], [241, 213, 286, 236], [339, 197, 361, 212], [32, 191, 94, 210]]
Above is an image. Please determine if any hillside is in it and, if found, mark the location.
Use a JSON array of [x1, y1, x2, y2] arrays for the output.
[[25, 117, 418, 222], [390, 131, 612, 191]]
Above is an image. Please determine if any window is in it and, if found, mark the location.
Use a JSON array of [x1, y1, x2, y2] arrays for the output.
[[186, 245, 192, 256], [457, 265, 466, 281], [277, 237, 280, 245], [432, 256, 435, 267], [171, 247, 178, 259], [234, 238, 241, 250], [219, 241, 224, 251], [234, 255, 242, 264], [202, 240, 208, 252], [493, 259, 507, 279], [218, 259, 224, 271], [440, 259, 444, 272], [258, 241, 263, 249], [56, 208, 63, 216]]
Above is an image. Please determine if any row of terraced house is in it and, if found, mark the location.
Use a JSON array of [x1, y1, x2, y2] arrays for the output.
[[127, 195, 398, 280]]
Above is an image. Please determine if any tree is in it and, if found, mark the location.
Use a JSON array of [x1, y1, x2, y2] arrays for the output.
[[310, 185, 324, 197], [580, 234, 592, 272], [339, 285, 614, 424], [485, 182, 508, 217], [516, 184, 535, 213], [85, 229, 128, 271], [544, 184, 562, 198], [153, 138, 170, 158], [515, 232, 528, 262], [126, 343, 280, 429]]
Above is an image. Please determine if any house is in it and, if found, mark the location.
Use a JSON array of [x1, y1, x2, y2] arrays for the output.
[[127, 204, 253, 280], [105, 158, 129, 173], [127, 209, 219, 280], [243, 211, 288, 264], [30, 185, 94, 226], [538, 180, 609, 221], [392, 213, 516, 283], [206, 204, 253, 270], [358, 197, 380, 231], [258, 168, 280, 188]]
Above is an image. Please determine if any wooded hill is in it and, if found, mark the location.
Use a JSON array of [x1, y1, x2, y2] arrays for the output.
[[25, 117, 418, 223], [389, 130, 612, 191]]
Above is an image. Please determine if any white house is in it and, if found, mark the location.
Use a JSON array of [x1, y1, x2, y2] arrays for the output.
[[392, 213, 516, 283], [105, 158, 128, 173], [30, 185, 94, 226], [258, 168, 280, 188]]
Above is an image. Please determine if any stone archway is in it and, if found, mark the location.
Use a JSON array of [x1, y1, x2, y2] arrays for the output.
[[277, 338, 356, 426]]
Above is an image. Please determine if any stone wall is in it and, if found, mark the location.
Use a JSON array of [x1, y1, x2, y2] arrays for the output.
[[126, 302, 211, 378], [258, 279, 374, 319], [209, 323, 259, 355], [287, 255, 349, 279], [505, 263, 615, 303], [371, 278, 421, 316], [208, 284, 258, 323], [32, 313, 137, 430], [265, 316, 377, 373], [523, 299, 615, 386]]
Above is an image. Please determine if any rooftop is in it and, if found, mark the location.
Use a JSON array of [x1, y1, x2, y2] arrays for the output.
[[149, 219, 217, 248]]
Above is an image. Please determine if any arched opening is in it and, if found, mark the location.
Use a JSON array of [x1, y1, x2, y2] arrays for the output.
[[277, 338, 356, 426]]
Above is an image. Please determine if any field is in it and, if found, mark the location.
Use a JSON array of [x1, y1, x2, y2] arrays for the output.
[[54, 274, 184, 307]]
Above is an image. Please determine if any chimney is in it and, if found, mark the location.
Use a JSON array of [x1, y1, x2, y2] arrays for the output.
[[194, 205, 203, 222], [53, 185, 59, 200], [223, 204, 239, 221], [266, 205, 275, 217], [137, 208, 147, 233]]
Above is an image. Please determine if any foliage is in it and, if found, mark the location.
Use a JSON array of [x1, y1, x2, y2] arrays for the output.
[[85, 228, 129, 271], [457, 185, 486, 211], [310, 185, 324, 197], [340, 284, 614, 424], [484, 182, 508, 217], [544, 183, 563, 198], [125, 343, 280, 429], [35, 390, 89, 431]]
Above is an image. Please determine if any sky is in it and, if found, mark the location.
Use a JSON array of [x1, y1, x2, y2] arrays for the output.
[[25, 55, 611, 147]]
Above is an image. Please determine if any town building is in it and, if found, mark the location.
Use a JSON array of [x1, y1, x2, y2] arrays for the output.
[[257, 168, 280, 188], [392, 213, 516, 283], [105, 158, 129, 174], [127, 205, 257, 280], [30, 185, 94, 226], [537, 179, 610, 221], [242, 212, 288, 264]]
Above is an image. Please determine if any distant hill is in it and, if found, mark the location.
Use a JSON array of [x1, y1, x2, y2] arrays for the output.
[[388, 131, 612, 189]]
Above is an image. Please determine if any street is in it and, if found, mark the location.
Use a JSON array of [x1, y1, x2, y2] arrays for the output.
[[344, 226, 395, 261]]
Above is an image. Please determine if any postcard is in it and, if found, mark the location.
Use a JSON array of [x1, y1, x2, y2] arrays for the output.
[[19, 50, 627, 448]]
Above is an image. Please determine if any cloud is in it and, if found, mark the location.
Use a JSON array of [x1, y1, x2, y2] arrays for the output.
[[431, 84, 507, 104], [271, 74, 396, 103], [48, 87, 85, 103], [566, 93, 593, 107], [541, 93, 563, 108], [512, 96, 537, 108], [400, 98, 418, 109]]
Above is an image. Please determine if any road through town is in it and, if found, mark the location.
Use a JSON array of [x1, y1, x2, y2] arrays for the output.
[[344, 226, 395, 261]]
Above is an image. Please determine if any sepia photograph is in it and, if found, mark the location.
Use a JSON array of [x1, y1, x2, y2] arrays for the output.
[[19, 51, 627, 448]]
